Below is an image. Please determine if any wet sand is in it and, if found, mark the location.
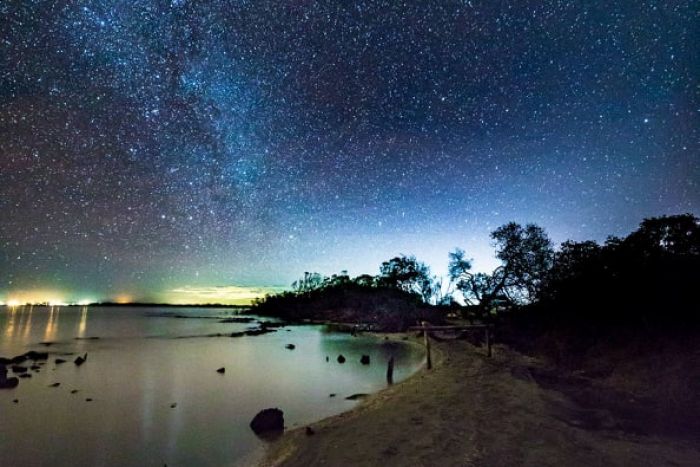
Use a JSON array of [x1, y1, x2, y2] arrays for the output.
[[263, 338, 700, 466]]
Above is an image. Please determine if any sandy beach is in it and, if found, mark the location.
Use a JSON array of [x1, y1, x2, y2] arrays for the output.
[[264, 337, 700, 466]]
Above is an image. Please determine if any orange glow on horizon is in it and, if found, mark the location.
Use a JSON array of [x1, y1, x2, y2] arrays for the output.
[[114, 295, 133, 304]]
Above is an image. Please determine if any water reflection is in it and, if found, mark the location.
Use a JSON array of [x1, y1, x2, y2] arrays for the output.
[[44, 306, 60, 341], [78, 306, 88, 337], [22, 305, 33, 338], [0, 307, 424, 466], [4, 306, 17, 338]]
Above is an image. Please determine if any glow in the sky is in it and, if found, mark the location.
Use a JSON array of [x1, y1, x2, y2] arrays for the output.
[[0, 1, 697, 303]]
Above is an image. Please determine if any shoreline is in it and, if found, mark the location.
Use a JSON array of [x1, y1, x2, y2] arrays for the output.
[[261, 332, 441, 466], [262, 338, 700, 466]]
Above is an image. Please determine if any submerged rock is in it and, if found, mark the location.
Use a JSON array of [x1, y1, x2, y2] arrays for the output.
[[345, 393, 369, 400], [244, 328, 276, 337], [360, 355, 371, 365], [337, 355, 346, 364], [218, 317, 256, 323], [250, 408, 284, 435], [74, 353, 87, 366], [24, 351, 48, 361], [285, 344, 296, 350]]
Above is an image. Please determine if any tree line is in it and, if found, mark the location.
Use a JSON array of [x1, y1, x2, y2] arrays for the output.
[[256, 213, 699, 330]]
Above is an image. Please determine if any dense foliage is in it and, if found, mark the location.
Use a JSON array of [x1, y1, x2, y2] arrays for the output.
[[252, 263, 442, 331], [253, 213, 699, 336]]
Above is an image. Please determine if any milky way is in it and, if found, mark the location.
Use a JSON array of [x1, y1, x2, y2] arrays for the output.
[[1, 1, 697, 302]]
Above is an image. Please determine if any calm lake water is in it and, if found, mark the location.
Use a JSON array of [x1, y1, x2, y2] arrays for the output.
[[0, 306, 424, 466]]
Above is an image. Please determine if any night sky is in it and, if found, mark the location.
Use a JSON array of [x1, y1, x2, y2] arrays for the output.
[[1, 1, 697, 304]]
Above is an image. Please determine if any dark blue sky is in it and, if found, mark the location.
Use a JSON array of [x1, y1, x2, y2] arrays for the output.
[[1, 1, 697, 303]]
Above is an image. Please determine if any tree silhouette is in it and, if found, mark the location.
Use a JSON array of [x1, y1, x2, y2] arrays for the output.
[[378, 255, 434, 302], [449, 222, 554, 316]]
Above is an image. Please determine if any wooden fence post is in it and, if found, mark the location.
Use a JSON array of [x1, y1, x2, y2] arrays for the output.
[[422, 321, 432, 370], [485, 326, 492, 358], [387, 356, 395, 385]]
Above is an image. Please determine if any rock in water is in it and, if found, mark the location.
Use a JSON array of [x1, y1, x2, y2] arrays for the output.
[[250, 408, 284, 435], [216, 367, 225, 374], [55, 358, 67, 365], [0, 377, 19, 389], [337, 355, 346, 364], [360, 355, 370, 365], [74, 353, 87, 366], [285, 344, 295, 350], [49, 382, 60, 387], [24, 351, 48, 361]]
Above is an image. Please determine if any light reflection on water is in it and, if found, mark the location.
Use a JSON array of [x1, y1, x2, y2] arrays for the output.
[[0, 306, 424, 466]]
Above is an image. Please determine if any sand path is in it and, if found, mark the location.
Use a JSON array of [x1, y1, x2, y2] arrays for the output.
[[264, 339, 700, 466]]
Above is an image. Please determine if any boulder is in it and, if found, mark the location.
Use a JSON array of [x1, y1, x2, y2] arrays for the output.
[[337, 355, 346, 364], [360, 355, 370, 365], [250, 408, 284, 435], [0, 377, 19, 389], [11, 365, 28, 374]]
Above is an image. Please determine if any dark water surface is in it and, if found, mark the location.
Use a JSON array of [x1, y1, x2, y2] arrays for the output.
[[0, 306, 424, 466]]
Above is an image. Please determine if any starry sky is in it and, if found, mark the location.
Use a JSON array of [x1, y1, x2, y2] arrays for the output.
[[1, 1, 697, 304]]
